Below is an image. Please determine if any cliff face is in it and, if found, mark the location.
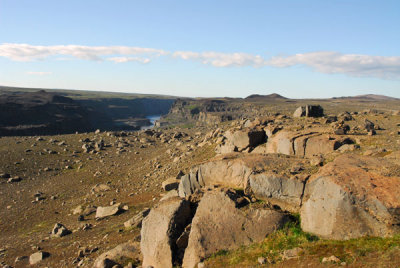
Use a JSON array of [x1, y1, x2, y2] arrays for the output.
[[0, 90, 95, 136], [166, 98, 240, 125], [0, 90, 175, 136]]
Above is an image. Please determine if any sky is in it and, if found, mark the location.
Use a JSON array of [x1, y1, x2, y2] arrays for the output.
[[0, 0, 399, 98]]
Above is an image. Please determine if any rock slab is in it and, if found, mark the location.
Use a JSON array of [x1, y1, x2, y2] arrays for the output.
[[182, 191, 288, 268], [301, 155, 400, 239], [141, 197, 192, 268]]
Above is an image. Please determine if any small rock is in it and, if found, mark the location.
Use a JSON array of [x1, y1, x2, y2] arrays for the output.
[[310, 156, 324, 166], [51, 223, 71, 237], [124, 208, 150, 228], [257, 256, 267, 264], [72, 205, 84, 215], [96, 204, 122, 219], [282, 247, 302, 260], [29, 251, 50, 265], [322, 255, 341, 263], [91, 184, 111, 193], [7, 176, 21, 183], [364, 119, 375, 131]]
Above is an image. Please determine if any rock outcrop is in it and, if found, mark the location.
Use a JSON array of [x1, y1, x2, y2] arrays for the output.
[[177, 154, 311, 213], [178, 154, 253, 197], [222, 128, 266, 152], [256, 130, 351, 157], [141, 197, 192, 268], [301, 155, 400, 239], [293, 105, 324, 118], [182, 191, 288, 268]]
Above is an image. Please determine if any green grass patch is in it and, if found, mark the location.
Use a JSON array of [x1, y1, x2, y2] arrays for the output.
[[20, 221, 53, 237], [206, 215, 400, 267]]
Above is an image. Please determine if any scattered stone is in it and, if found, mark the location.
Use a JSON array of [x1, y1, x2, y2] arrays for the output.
[[7, 176, 21, 183], [324, 115, 338, 124], [333, 124, 350, 135], [72, 205, 84, 215], [29, 251, 50, 265], [91, 184, 111, 193], [310, 155, 324, 166], [322, 255, 341, 263], [364, 119, 375, 131], [257, 256, 267, 264], [124, 208, 150, 228], [95, 204, 122, 219], [51, 223, 71, 237], [337, 144, 360, 152], [282, 247, 302, 260]]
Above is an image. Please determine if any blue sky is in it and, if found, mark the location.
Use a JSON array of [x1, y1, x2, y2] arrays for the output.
[[0, 0, 399, 98]]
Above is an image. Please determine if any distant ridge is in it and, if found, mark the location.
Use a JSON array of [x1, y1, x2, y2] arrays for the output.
[[245, 93, 287, 100], [333, 94, 398, 101]]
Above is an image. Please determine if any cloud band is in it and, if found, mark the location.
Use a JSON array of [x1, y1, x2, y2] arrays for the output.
[[1, 43, 399, 79]]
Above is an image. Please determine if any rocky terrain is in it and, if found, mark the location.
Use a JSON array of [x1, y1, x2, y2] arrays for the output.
[[1, 93, 400, 268]]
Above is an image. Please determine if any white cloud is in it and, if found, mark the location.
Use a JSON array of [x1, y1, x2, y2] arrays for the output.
[[1, 43, 400, 79], [26, 71, 52, 75], [107, 57, 151, 64], [268, 52, 400, 79], [0, 43, 166, 62], [173, 51, 265, 67]]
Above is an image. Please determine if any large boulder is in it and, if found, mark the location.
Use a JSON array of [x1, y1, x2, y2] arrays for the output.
[[141, 197, 192, 268], [293, 105, 324, 118], [301, 155, 400, 239], [178, 154, 253, 197], [93, 241, 140, 268], [178, 154, 312, 213], [216, 128, 266, 153], [263, 130, 346, 157], [182, 191, 288, 268]]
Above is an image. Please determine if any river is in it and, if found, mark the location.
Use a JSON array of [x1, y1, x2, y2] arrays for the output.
[[140, 115, 161, 130]]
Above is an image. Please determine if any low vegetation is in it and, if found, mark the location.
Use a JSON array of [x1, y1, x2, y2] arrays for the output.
[[206, 215, 400, 267]]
